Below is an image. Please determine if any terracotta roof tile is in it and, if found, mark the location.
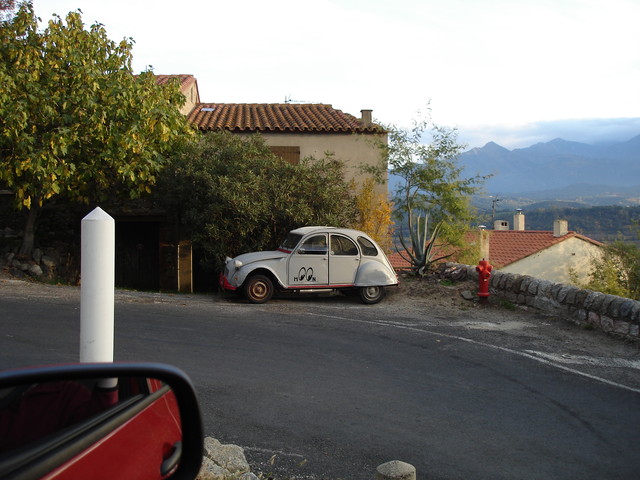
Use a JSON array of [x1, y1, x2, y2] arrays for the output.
[[389, 230, 603, 271], [154, 74, 197, 93], [187, 103, 384, 134], [388, 250, 411, 269], [483, 230, 602, 268]]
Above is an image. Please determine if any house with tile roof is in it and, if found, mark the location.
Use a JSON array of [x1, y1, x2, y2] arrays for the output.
[[390, 213, 604, 285], [151, 76, 387, 193], [126, 76, 387, 292], [187, 103, 388, 195], [154, 74, 201, 115]]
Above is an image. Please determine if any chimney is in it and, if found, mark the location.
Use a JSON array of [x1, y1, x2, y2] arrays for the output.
[[493, 220, 509, 231], [513, 209, 525, 231], [361, 109, 373, 127], [479, 226, 490, 261], [554, 219, 568, 237]]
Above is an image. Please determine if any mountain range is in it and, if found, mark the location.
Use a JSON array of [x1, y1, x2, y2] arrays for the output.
[[456, 135, 640, 203]]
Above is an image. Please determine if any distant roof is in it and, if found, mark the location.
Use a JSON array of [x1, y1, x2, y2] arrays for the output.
[[187, 103, 384, 134], [486, 230, 602, 268], [388, 230, 603, 270], [154, 74, 197, 93]]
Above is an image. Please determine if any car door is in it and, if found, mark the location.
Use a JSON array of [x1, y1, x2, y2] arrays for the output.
[[0, 364, 202, 480], [287, 234, 329, 286], [328, 234, 360, 285]]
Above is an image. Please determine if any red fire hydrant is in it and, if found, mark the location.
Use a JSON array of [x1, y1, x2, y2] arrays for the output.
[[476, 259, 493, 299]]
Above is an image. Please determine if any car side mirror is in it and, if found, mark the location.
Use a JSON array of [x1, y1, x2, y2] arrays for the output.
[[0, 362, 203, 480]]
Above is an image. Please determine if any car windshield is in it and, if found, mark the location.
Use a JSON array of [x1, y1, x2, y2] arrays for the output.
[[279, 233, 303, 251]]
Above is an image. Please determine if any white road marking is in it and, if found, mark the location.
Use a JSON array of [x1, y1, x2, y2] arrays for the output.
[[525, 351, 640, 369], [305, 312, 640, 395]]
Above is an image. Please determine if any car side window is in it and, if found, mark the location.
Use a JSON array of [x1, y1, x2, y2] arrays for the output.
[[357, 236, 378, 256], [330, 235, 359, 256], [297, 235, 327, 255], [0, 377, 149, 455]]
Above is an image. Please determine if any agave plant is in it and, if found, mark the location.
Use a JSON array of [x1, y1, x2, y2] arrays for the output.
[[397, 212, 450, 276]]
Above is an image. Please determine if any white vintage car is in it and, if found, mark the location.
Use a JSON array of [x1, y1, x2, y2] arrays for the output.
[[220, 226, 398, 304]]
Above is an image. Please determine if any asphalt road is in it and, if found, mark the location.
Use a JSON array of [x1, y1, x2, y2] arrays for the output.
[[2, 280, 640, 480]]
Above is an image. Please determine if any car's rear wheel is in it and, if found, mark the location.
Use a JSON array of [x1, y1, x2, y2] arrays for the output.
[[359, 286, 385, 304], [244, 274, 274, 304]]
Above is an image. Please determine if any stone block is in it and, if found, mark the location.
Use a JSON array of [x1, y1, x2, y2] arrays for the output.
[[588, 311, 601, 326], [28, 264, 43, 277], [198, 457, 227, 480], [536, 280, 554, 298], [619, 300, 637, 320], [574, 289, 590, 305], [607, 297, 626, 319], [550, 283, 564, 301], [600, 316, 614, 332], [613, 320, 630, 335], [203, 437, 250, 474], [505, 275, 516, 291], [375, 460, 416, 480], [584, 292, 605, 311], [600, 296, 615, 316], [519, 276, 531, 292], [576, 308, 587, 322], [533, 296, 556, 312], [41, 255, 57, 269], [564, 287, 579, 305], [557, 285, 574, 304]]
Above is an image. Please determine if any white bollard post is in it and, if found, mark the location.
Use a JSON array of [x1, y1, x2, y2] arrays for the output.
[[80, 207, 115, 363]]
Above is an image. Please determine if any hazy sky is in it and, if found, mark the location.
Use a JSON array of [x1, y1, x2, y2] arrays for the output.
[[31, 0, 640, 149]]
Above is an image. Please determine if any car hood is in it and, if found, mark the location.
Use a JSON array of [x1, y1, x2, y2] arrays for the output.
[[233, 250, 288, 266]]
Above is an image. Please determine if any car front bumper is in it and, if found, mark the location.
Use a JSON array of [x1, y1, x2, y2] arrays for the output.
[[218, 273, 237, 291]]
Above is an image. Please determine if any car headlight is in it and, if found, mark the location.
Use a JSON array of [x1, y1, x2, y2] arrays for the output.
[[234, 260, 243, 269]]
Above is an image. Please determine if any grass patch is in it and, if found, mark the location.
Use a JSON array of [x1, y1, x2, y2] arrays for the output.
[[499, 299, 516, 310]]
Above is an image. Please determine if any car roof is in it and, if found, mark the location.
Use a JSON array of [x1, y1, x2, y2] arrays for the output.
[[289, 226, 373, 239], [289, 226, 333, 235]]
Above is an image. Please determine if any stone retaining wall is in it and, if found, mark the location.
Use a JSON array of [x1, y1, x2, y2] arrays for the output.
[[440, 263, 640, 341]]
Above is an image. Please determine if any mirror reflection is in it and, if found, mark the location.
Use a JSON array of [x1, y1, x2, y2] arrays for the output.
[[0, 376, 174, 455]]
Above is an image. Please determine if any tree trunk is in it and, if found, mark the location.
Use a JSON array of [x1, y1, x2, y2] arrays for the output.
[[18, 206, 39, 257]]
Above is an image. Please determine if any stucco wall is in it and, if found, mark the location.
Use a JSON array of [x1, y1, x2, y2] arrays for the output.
[[180, 82, 200, 116], [253, 132, 388, 196], [500, 236, 604, 284]]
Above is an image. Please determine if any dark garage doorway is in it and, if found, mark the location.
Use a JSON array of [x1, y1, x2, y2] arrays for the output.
[[115, 221, 160, 291]]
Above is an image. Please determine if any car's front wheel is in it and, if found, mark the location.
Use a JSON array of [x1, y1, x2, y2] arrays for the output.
[[359, 286, 385, 304], [244, 274, 274, 304]]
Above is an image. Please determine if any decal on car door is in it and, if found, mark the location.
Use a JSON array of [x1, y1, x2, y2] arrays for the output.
[[295, 267, 316, 282]]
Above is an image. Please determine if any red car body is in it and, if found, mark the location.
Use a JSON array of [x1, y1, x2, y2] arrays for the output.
[[44, 379, 182, 480], [0, 363, 203, 480]]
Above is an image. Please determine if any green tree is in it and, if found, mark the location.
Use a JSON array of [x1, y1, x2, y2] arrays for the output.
[[154, 132, 357, 273], [383, 107, 487, 273], [0, 2, 192, 255], [576, 241, 640, 300]]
